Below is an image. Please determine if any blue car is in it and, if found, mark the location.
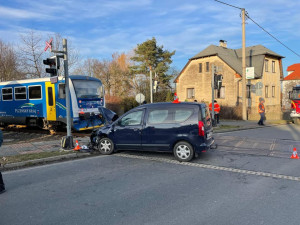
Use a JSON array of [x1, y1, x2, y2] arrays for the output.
[[90, 102, 214, 162]]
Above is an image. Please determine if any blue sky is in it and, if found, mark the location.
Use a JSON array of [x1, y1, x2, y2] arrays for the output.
[[0, 0, 299, 76]]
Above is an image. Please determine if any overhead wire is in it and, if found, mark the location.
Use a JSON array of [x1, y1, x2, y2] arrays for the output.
[[214, 0, 300, 58]]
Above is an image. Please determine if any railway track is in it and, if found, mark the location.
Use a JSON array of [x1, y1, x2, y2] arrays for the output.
[[2, 125, 91, 137]]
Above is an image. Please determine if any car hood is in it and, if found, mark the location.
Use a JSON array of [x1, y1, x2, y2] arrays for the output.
[[98, 107, 118, 125]]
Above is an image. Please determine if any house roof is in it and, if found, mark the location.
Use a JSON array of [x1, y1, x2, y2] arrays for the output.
[[284, 63, 300, 80], [190, 44, 283, 78]]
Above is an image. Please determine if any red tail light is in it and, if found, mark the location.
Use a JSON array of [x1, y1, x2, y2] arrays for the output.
[[198, 121, 205, 136]]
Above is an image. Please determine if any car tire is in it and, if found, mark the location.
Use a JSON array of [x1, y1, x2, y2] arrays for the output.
[[98, 138, 114, 155], [173, 141, 194, 162]]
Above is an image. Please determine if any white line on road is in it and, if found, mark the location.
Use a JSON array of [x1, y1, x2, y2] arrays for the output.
[[116, 154, 300, 182]]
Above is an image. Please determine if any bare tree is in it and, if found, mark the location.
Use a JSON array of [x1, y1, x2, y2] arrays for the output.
[[77, 53, 133, 97], [50, 33, 80, 75], [19, 30, 44, 78], [0, 40, 24, 81]]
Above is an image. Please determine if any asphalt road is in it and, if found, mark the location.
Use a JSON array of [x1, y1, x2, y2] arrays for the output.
[[220, 123, 300, 140], [1, 148, 300, 225]]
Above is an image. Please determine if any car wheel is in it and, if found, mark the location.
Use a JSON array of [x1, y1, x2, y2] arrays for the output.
[[98, 138, 114, 155], [173, 141, 194, 162]]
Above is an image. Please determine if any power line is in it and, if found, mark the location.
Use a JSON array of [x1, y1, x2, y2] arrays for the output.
[[214, 0, 243, 10], [214, 0, 300, 58], [246, 15, 300, 58]]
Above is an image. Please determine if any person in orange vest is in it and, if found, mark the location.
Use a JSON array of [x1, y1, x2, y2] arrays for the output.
[[209, 100, 220, 124], [258, 98, 265, 126]]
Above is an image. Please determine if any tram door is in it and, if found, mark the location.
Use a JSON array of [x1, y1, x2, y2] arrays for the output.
[[45, 82, 57, 121]]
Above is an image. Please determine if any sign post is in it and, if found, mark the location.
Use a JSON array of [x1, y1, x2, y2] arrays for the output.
[[135, 93, 145, 105], [45, 38, 73, 149]]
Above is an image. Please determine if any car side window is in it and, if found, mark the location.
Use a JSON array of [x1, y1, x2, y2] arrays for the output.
[[119, 110, 143, 126], [148, 109, 169, 124], [174, 109, 194, 122]]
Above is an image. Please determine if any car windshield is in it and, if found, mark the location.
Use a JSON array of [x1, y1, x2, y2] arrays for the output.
[[291, 89, 300, 100], [72, 80, 104, 99]]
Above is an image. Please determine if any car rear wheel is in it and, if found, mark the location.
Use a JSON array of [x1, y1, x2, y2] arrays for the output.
[[98, 138, 114, 155], [173, 141, 194, 162]]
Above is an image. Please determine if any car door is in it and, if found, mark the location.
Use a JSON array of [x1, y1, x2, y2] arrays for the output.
[[112, 109, 144, 150], [142, 108, 174, 151]]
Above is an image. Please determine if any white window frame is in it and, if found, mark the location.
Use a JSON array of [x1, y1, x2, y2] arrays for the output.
[[272, 61, 276, 73], [14, 86, 27, 101], [2, 87, 13, 101], [265, 59, 269, 72], [28, 85, 42, 100], [187, 88, 195, 99]]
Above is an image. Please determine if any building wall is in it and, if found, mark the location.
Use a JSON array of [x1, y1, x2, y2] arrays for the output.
[[247, 56, 282, 120], [282, 80, 300, 110], [176, 56, 240, 106], [176, 55, 282, 120]]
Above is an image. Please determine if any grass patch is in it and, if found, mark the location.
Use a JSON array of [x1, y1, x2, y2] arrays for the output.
[[1, 151, 72, 165]]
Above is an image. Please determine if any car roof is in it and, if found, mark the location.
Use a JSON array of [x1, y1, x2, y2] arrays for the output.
[[135, 102, 205, 110]]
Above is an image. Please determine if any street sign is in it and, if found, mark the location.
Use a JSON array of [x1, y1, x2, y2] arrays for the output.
[[246, 67, 254, 79], [255, 82, 263, 90], [50, 76, 58, 84], [44, 38, 53, 52], [135, 93, 145, 104]]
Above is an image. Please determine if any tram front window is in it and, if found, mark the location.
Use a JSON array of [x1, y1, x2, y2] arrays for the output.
[[72, 80, 104, 99]]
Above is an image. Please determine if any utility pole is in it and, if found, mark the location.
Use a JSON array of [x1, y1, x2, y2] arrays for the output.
[[149, 68, 153, 103], [63, 39, 72, 144], [50, 38, 73, 149], [211, 64, 215, 126], [242, 8, 247, 120]]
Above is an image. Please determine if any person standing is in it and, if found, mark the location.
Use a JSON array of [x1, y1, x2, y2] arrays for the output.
[[0, 129, 5, 194], [258, 98, 265, 126], [209, 100, 220, 124]]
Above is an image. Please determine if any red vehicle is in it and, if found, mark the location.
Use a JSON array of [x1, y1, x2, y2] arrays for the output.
[[289, 85, 300, 124]]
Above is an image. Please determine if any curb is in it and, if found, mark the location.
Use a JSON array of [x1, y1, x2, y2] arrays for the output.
[[214, 123, 286, 133], [1, 152, 91, 169]]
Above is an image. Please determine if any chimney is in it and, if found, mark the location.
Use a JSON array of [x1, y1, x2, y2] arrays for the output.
[[219, 40, 227, 48]]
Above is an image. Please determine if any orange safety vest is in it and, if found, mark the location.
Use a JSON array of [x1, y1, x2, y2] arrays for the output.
[[258, 103, 265, 113], [209, 103, 220, 113]]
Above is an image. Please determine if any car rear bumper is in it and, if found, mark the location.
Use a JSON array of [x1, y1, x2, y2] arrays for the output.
[[195, 137, 215, 152]]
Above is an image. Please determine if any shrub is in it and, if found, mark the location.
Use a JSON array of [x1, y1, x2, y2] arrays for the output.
[[219, 105, 242, 120], [120, 97, 139, 113]]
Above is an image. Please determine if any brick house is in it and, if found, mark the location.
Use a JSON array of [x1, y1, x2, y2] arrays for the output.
[[175, 41, 284, 120], [282, 63, 300, 110]]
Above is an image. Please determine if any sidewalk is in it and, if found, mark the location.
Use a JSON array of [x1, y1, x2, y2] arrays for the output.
[[214, 119, 289, 133]]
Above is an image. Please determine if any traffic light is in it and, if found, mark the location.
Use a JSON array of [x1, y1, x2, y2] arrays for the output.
[[214, 74, 218, 89], [43, 56, 60, 77], [217, 75, 223, 90]]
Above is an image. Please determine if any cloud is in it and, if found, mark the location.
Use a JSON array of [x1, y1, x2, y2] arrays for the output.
[[0, 6, 50, 19]]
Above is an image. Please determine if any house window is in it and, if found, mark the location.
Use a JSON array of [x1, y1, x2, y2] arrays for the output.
[[199, 63, 202, 73], [15, 86, 27, 100], [206, 62, 209, 72], [246, 85, 251, 98], [272, 61, 276, 73], [2, 88, 13, 101], [265, 59, 269, 72], [187, 88, 195, 99], [215, 86, 225, 99], [265, 86, 269, 98], [272, 86, 275, 97], [29, 85, 42, 99]]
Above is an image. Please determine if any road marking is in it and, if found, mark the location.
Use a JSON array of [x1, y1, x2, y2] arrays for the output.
[[116, 154, 300, 182]]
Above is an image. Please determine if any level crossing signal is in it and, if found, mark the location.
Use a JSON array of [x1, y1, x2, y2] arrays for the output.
[[43, 56, 60, 77]]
